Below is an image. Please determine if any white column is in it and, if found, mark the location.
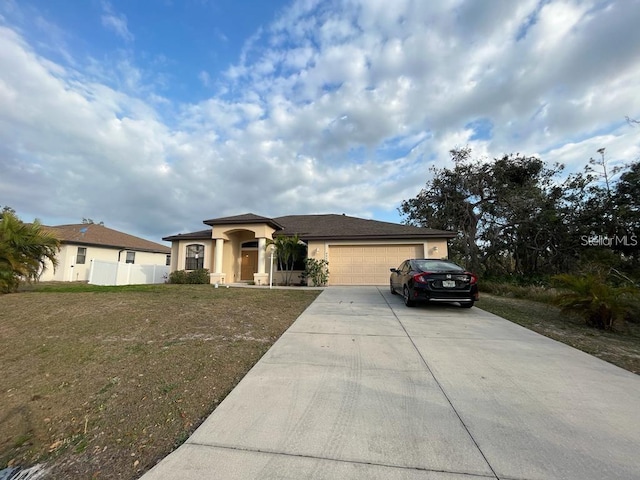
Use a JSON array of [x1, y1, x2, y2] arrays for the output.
[[258, 237, 266, 274], [215, 238, 224, 273]]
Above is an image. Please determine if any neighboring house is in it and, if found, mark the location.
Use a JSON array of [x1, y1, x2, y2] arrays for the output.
[[40, 224, 171, 282], [163, 213, 456, 286]]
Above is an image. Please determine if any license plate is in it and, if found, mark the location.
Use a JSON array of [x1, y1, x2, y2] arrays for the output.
[[442, 280, 456, 288]]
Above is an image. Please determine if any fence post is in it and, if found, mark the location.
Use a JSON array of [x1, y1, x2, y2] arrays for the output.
[[88, 259, 94, 284]]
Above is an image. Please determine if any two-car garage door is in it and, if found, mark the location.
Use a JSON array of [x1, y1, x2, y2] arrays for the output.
[[329, 244, 424, 285]]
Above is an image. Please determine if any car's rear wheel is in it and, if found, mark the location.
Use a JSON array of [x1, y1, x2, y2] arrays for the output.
[[403, 286, 415, 307], [390, 281, 397, 295], [460, 301, 474, 308]]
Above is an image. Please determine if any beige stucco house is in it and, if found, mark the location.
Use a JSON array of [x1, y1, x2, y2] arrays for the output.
[[40, 224, 171, 282], [163, 213, 455, 286]]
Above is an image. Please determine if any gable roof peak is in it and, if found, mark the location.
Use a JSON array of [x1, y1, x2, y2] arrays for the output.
[[203, 213, 283, 229]]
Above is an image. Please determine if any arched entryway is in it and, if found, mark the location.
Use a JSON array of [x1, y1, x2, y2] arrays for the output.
[[208, 217, 278, 285]]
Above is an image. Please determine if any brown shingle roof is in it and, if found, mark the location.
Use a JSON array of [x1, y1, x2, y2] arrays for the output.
[[165, 213, 455, 241], [273, 214, 456, 240], [45, 224, 170, 254], [162, 229, 212, 242]]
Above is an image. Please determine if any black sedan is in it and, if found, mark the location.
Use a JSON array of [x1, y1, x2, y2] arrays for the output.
[[390, 259, 479, 308]]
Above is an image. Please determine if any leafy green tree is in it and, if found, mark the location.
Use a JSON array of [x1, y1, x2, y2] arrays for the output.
[[1, 205, 17, 217], [561, 153, 637, 274], [580, 148, 627, 237], [479, 154, 567, 276], [615, 161, 640, 227], [612, 160, 640, 264], [0, 211, 60, 293], [82, 218, 104, 226], [400, 147, 484, 272], [400, 148, 569, 277], [400, 147, 638, 281]]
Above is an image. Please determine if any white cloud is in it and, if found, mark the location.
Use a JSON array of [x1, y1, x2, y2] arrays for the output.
[[101, 1, 134, 43], [1, 0, 639, 242], [198, 70, 211, 87]]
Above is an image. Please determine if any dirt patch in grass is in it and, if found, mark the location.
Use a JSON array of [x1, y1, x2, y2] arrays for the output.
[[478, 294, 640, 375], [0, 284, 320, 479]]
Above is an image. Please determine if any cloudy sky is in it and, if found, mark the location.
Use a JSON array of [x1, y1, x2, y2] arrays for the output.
[[1, 0, 639, 244]]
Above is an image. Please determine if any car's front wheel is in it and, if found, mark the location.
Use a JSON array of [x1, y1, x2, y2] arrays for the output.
[[403, 286, 415, 307], [460, 301, 474, 308]]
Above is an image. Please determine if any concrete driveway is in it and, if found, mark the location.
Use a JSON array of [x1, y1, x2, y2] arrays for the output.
[[141, 287, 640, 479]]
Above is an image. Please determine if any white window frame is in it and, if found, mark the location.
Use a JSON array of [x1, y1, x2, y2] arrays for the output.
[[185, 244, 204, 270], [126, 251, 135, 264], [76, 247, 87, 264]]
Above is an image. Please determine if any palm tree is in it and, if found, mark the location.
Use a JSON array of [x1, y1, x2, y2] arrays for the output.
[[0, 211, 60, 293], [551, 273, 636, 330], [267, 234, 306, 285]]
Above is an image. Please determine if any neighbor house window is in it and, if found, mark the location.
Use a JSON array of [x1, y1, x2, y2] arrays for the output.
[[76, 247, 87, 264], [126, 251, 135, 264], [185, 244, 204, 270], [166, 254, 171, 266]]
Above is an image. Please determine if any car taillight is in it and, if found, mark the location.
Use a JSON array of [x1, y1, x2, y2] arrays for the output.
[[469, 274, 478, 285], [413, 273, 429, 283]]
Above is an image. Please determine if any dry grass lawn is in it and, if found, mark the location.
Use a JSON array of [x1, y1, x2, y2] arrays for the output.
[[478, 293, 640, 375], [0, 283, 320, 479]]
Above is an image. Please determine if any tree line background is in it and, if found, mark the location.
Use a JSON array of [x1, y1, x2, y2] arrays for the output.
[[400, 147, 639, 284]]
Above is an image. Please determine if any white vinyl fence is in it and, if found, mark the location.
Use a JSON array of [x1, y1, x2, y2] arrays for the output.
[[88, 259, 170, 286]]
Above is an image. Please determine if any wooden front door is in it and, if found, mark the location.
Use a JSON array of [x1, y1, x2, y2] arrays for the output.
[[241, 250, 258, 281]]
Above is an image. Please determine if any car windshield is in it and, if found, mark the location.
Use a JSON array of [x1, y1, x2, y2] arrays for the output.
[[414, 260, 464, 272]]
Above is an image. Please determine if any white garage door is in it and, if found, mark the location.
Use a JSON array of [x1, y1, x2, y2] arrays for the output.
[[329, 244, 424, 285]]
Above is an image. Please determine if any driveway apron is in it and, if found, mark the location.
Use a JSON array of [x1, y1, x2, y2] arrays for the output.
[[140, 287, 640, 480]]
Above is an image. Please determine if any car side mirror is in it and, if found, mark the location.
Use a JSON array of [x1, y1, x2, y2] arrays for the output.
[[390, 268, 397, 272]]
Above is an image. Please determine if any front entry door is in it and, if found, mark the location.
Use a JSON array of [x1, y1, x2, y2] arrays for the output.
[[241, 251, 258, 281]]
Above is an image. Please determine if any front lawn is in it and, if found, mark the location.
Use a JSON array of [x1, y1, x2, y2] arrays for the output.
[[0, 283, 320, 479]]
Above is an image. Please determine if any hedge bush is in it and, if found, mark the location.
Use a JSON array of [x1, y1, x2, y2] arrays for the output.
[[168, 269, 210, 284]]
